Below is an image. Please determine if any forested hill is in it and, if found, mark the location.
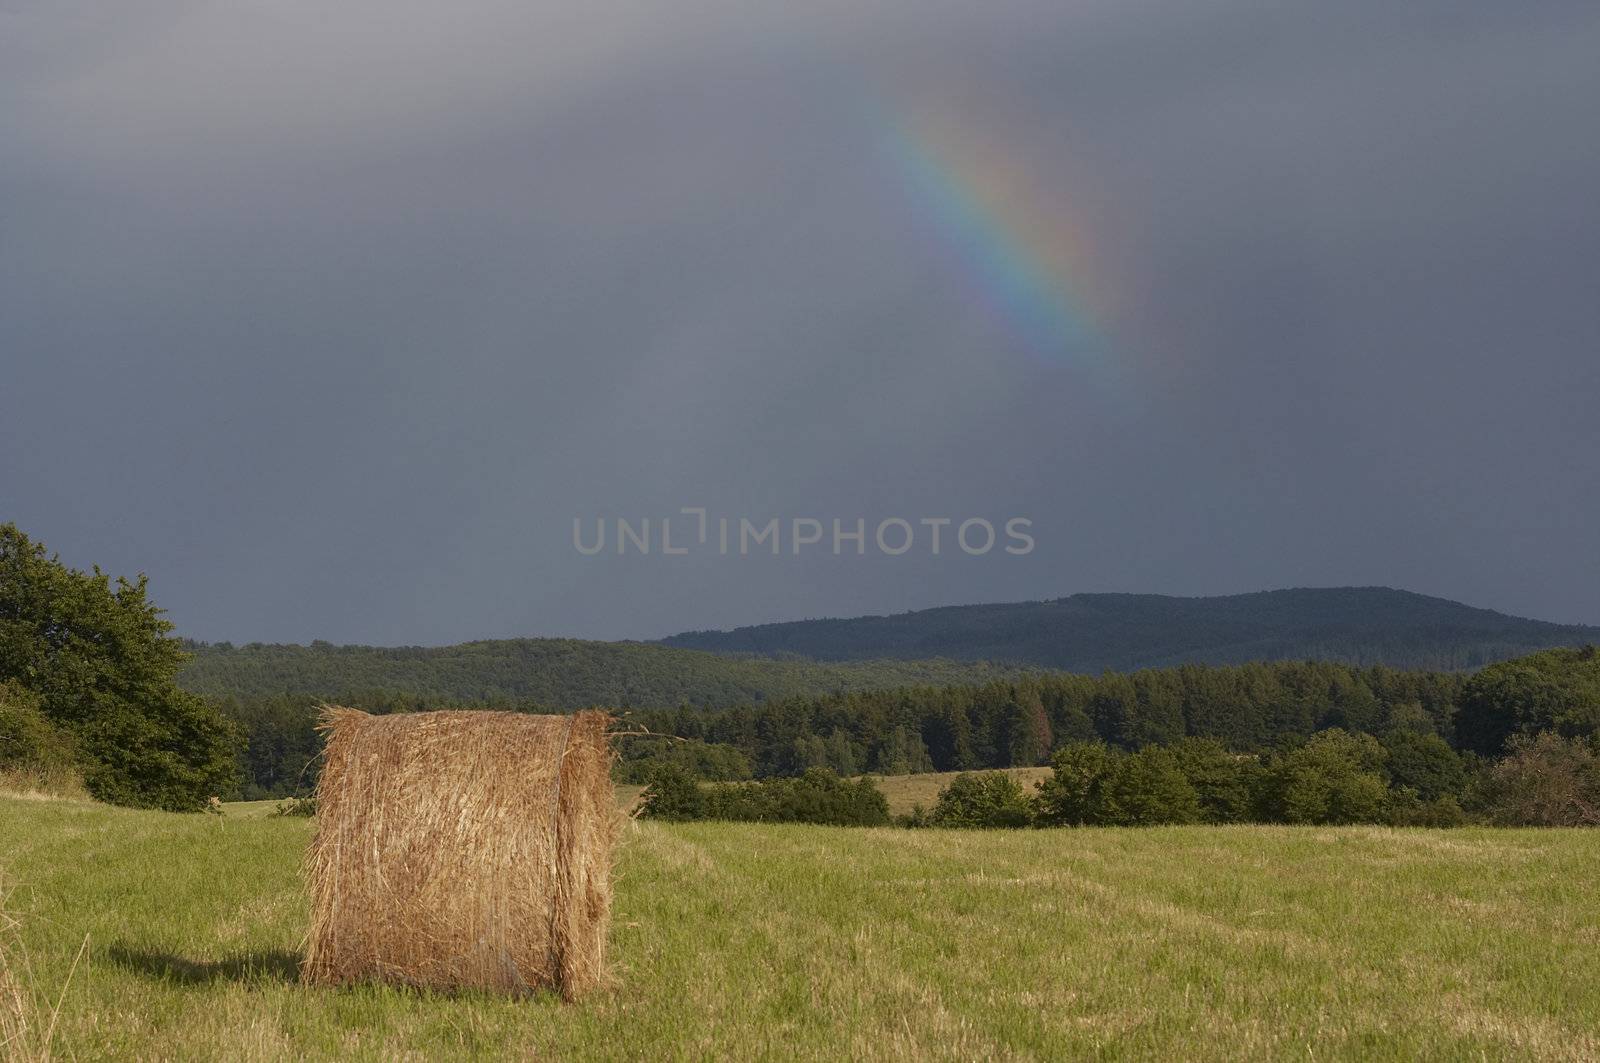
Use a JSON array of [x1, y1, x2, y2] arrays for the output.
[[176, 638, 1026, 709], [660, 588, 1600, 673]]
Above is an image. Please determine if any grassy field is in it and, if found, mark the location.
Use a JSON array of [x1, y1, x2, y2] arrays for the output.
[[3, 796, 1599, 1060]]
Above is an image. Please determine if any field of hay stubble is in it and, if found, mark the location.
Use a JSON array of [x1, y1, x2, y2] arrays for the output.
[[3, 794, 1599, 1061]]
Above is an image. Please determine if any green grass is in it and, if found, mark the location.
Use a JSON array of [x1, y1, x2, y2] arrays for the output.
[[3, 796, 1598, 1060]]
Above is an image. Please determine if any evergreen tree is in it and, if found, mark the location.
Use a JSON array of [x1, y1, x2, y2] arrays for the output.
[[825, 728, 861, 777], [999, 689, 1053, 767]]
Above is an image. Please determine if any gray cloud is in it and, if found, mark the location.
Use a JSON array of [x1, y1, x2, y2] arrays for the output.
[[3, 1, 1598, 642]]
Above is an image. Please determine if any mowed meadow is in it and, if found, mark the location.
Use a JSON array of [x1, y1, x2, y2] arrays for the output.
[[4, 797, 1599, 1061]]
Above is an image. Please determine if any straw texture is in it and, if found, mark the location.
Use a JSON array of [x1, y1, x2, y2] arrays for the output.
[[302, 707, 615, 998]]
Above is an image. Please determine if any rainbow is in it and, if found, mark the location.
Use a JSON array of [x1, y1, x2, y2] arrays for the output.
[[881, 108, 1118, 380]]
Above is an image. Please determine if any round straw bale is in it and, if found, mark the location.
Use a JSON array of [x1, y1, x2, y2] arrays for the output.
[[302, 707, 615, 998]]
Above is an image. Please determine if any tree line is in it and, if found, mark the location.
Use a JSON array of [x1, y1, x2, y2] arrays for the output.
[[640, 730, 1600, 829], [625, 645, 1595, 781], [221, 645, 1599, 811], [177, 637, 1024, 710], [4, 519, 1597, 817]]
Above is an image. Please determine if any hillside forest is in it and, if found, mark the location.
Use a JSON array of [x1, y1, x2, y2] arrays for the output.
[[3, 522, 1598, 828]]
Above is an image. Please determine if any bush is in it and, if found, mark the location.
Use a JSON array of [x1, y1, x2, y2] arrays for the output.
[[929, 772, 1033, 828], [1384, 790, 1468, 827], [1480, 732, 1600, 826], [270, 796, 318, 817], [897, 804, 934, 828], [1035, 743, 1206, 826], [0, 680, 81, 796], [722, 769, 889, 826], [1168, 738, 1259, 824], [637, 764, 707, 821]]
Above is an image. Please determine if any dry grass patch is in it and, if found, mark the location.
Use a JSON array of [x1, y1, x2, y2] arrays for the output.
[[867, 767, 1053, 816]]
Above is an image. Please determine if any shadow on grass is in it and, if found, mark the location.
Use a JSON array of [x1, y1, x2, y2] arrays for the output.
[[106, 945, 571, 1004], [107, 944, 303, 986]]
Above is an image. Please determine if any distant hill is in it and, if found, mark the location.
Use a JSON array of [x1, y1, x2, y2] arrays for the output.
[[176, 638, 1026, 709], [659, 588, 1600, 673], [179, 589, 1599, 709]]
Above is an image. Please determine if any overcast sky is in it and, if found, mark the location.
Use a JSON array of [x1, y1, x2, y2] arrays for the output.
[[3, 0, 1598, 644]]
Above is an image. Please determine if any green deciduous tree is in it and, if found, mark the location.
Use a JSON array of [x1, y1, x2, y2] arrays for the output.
[[1034, 741, 1118, 826], [1454, 647, 1600, 755], [0, 524, 237, 809], [1098, 746, 1202, 826], [614, 736, 753, 784], [0, 679, 79, 793], [929, 772, 1033, 828], [1169, 738, 1259, 824], [1380, 729, 1466, 802], [1258, 729, 1389, 825], [638, 763, 707, 821]]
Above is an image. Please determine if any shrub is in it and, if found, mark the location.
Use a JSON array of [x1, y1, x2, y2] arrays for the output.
[[642, 767, 890, 826], [1036, 742, 1208, 826], [1384, 790, 1468, 827], [270, 796, 318, 817], [0, 681, 81, 797], [929, 772, 1033, 828], [1480, 732, 1600, 826], [638, 764, 707, 821], [897, 804, 934, 829], [726, 769, 889, 827]]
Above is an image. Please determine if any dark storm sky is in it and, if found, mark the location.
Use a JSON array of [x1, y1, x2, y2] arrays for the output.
[[3, 1, 1598, 644]]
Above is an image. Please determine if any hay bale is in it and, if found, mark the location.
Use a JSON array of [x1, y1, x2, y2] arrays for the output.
[[302, 707, 615, 998]]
